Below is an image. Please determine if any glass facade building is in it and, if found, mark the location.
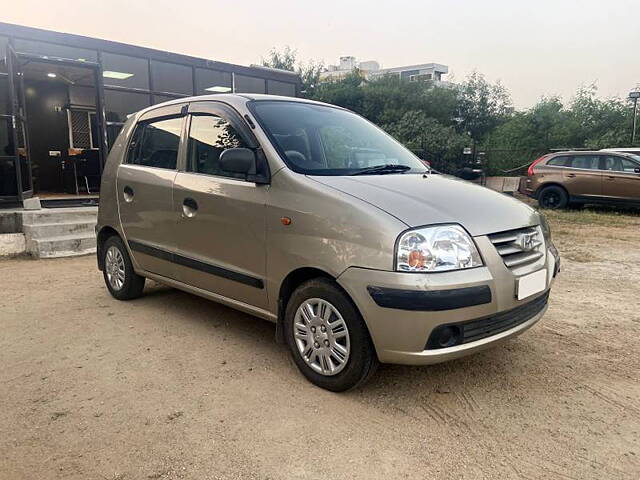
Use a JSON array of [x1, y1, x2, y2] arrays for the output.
[[0, 22, 300, 204]]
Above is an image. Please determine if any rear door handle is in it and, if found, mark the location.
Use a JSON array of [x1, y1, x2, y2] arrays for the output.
[[567, 173, 576, 178], [606, 176, 615, 180], [123, 185, 134, 202], [182, 197, 198, 218]]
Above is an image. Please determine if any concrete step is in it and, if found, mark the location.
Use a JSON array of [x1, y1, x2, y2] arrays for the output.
[[0, 233, 26, 256], [23, 220, 96, 239], [20, 207, 98, 226], [27, 232, 97, 259]]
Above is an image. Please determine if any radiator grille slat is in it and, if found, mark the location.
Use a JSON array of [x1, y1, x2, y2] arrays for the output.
[[488, 226, 545, 271]]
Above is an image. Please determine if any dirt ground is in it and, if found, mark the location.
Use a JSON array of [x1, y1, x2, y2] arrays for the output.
[[1, 207, 640, 480]]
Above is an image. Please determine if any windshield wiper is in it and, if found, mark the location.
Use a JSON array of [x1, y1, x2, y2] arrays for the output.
[[350, 164, 412, 176]]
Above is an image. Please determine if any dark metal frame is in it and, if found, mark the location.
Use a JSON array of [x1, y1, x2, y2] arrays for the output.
[[0, 21, 301, 203], [1, 45, 33, 202]]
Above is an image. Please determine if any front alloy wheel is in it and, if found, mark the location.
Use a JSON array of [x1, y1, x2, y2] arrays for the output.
[[284, 278, 378, 391], [293, 298, 351, 376]]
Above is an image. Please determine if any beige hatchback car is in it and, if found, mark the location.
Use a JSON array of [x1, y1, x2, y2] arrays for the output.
[[97, 95, 560, 391]]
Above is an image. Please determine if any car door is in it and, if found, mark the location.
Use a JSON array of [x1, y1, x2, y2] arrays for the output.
[[563, 154, 602, 198], [171, 101, 269, 309], [117, 104, 187, 278], [601, 155, 640, 201]]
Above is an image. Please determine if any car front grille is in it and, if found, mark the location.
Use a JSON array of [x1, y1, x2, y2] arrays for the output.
[[426, 291, 549, 349], [488, 226, 545, 270]]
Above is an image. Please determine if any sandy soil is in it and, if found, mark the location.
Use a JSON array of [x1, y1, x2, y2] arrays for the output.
[[1, 208, 639, 480]]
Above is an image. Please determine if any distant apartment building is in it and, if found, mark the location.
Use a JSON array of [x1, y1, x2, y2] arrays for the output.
[[319, 56, 449, 83]]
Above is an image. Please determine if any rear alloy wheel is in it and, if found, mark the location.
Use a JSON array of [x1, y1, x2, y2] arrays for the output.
[[102, 236, 145, 300], [538, 186, 568, 209], [285, 278, 378, 391]]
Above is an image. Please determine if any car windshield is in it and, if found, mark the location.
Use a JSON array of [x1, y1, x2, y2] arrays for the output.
[[250, 101, 427, 175]]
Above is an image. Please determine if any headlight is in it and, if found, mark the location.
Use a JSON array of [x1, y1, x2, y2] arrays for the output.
[[396, 224, 483, 272]]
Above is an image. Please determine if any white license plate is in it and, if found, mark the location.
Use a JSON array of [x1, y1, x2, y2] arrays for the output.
[[516, 269, 547, 300]]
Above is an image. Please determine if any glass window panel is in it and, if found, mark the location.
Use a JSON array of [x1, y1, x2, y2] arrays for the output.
[[107, 124, 123, 150], [0, 76, 9, 115], [152, 94, 181, 105], [267, 80, 296, 97], [234, 74, 265, 94], [0, 116, 13, 155], [0, 116, 18, 196], [69, 86, 96, 107], [187, 114, 249, 179], [128, 117, 182, 169], [104, 90, 150, 123], [569, 155, 599, 170], [101, 52, 149, 89], [547, 156, 569, 167], [0, 36, 8, 73], [603, 155, 640, 172], [13, 39, 97, 62], [195, 68, 232, 95], [0, 160, 18, 196], [621, 158, 640, 172], [151, 61, 192, 95]]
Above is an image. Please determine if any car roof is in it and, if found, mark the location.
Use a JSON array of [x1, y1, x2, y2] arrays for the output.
[[551, 150, 638, 156], [550, 150, 604, 155], [133, 93, 336, 120], [600, 147, 640, 153]]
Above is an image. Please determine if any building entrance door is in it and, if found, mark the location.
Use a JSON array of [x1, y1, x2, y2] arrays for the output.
[[4, 45, 33, 201], [2, 48, 108, 202]]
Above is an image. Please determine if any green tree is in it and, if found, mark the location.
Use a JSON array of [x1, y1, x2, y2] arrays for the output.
[[261, 46, 297, 71], [263, 47, 637, 176], [382, 112, 470, 172], [456, 72, 513, 143], [261, 46, 324, 97]]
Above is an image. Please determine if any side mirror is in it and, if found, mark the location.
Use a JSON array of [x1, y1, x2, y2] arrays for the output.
[[219, 148, 256, 175], [635, 167, 640, 174]]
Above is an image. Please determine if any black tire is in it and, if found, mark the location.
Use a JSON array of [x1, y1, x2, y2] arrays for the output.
[[102, 235, 145, 300], [284, 278, 378, 392], [538, 185, 568, 209]]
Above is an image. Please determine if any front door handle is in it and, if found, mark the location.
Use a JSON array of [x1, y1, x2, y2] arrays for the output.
[[566, 173, 576, 178], [182, 197, 198, 218], [605, 176, 615, 180], [123, 185, 134, 202]]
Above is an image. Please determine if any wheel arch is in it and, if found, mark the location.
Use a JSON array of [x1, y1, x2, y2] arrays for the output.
[[276, 267, 348, 343], [536, 182, 569, 198], [96, 226, 121, 271]]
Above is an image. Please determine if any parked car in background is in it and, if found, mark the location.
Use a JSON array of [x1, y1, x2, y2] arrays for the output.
[[97, 94, 559, 391], [601, 147, 640, 155], [520, 151, 640, 209]]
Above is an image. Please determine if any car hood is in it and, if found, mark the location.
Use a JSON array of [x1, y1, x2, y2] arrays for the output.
[[309, 173, 540, 236]]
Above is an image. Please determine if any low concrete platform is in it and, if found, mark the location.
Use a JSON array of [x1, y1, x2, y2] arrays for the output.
[[0, 233, 26, 256], [0, 206, 97, 258]]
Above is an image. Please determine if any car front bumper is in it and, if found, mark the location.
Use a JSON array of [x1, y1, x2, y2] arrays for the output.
[[337, 237, 560, 365]]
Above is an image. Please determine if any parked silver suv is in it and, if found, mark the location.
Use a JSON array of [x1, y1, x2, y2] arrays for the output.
[[97, 95, 560, 391]]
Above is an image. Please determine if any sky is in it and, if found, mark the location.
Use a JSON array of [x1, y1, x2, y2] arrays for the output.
[[3, 0, 640, 108]]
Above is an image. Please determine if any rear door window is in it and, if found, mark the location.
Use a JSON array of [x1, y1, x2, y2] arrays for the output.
[[127, 117, 183, 169], [568, 155, 599, 170]]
